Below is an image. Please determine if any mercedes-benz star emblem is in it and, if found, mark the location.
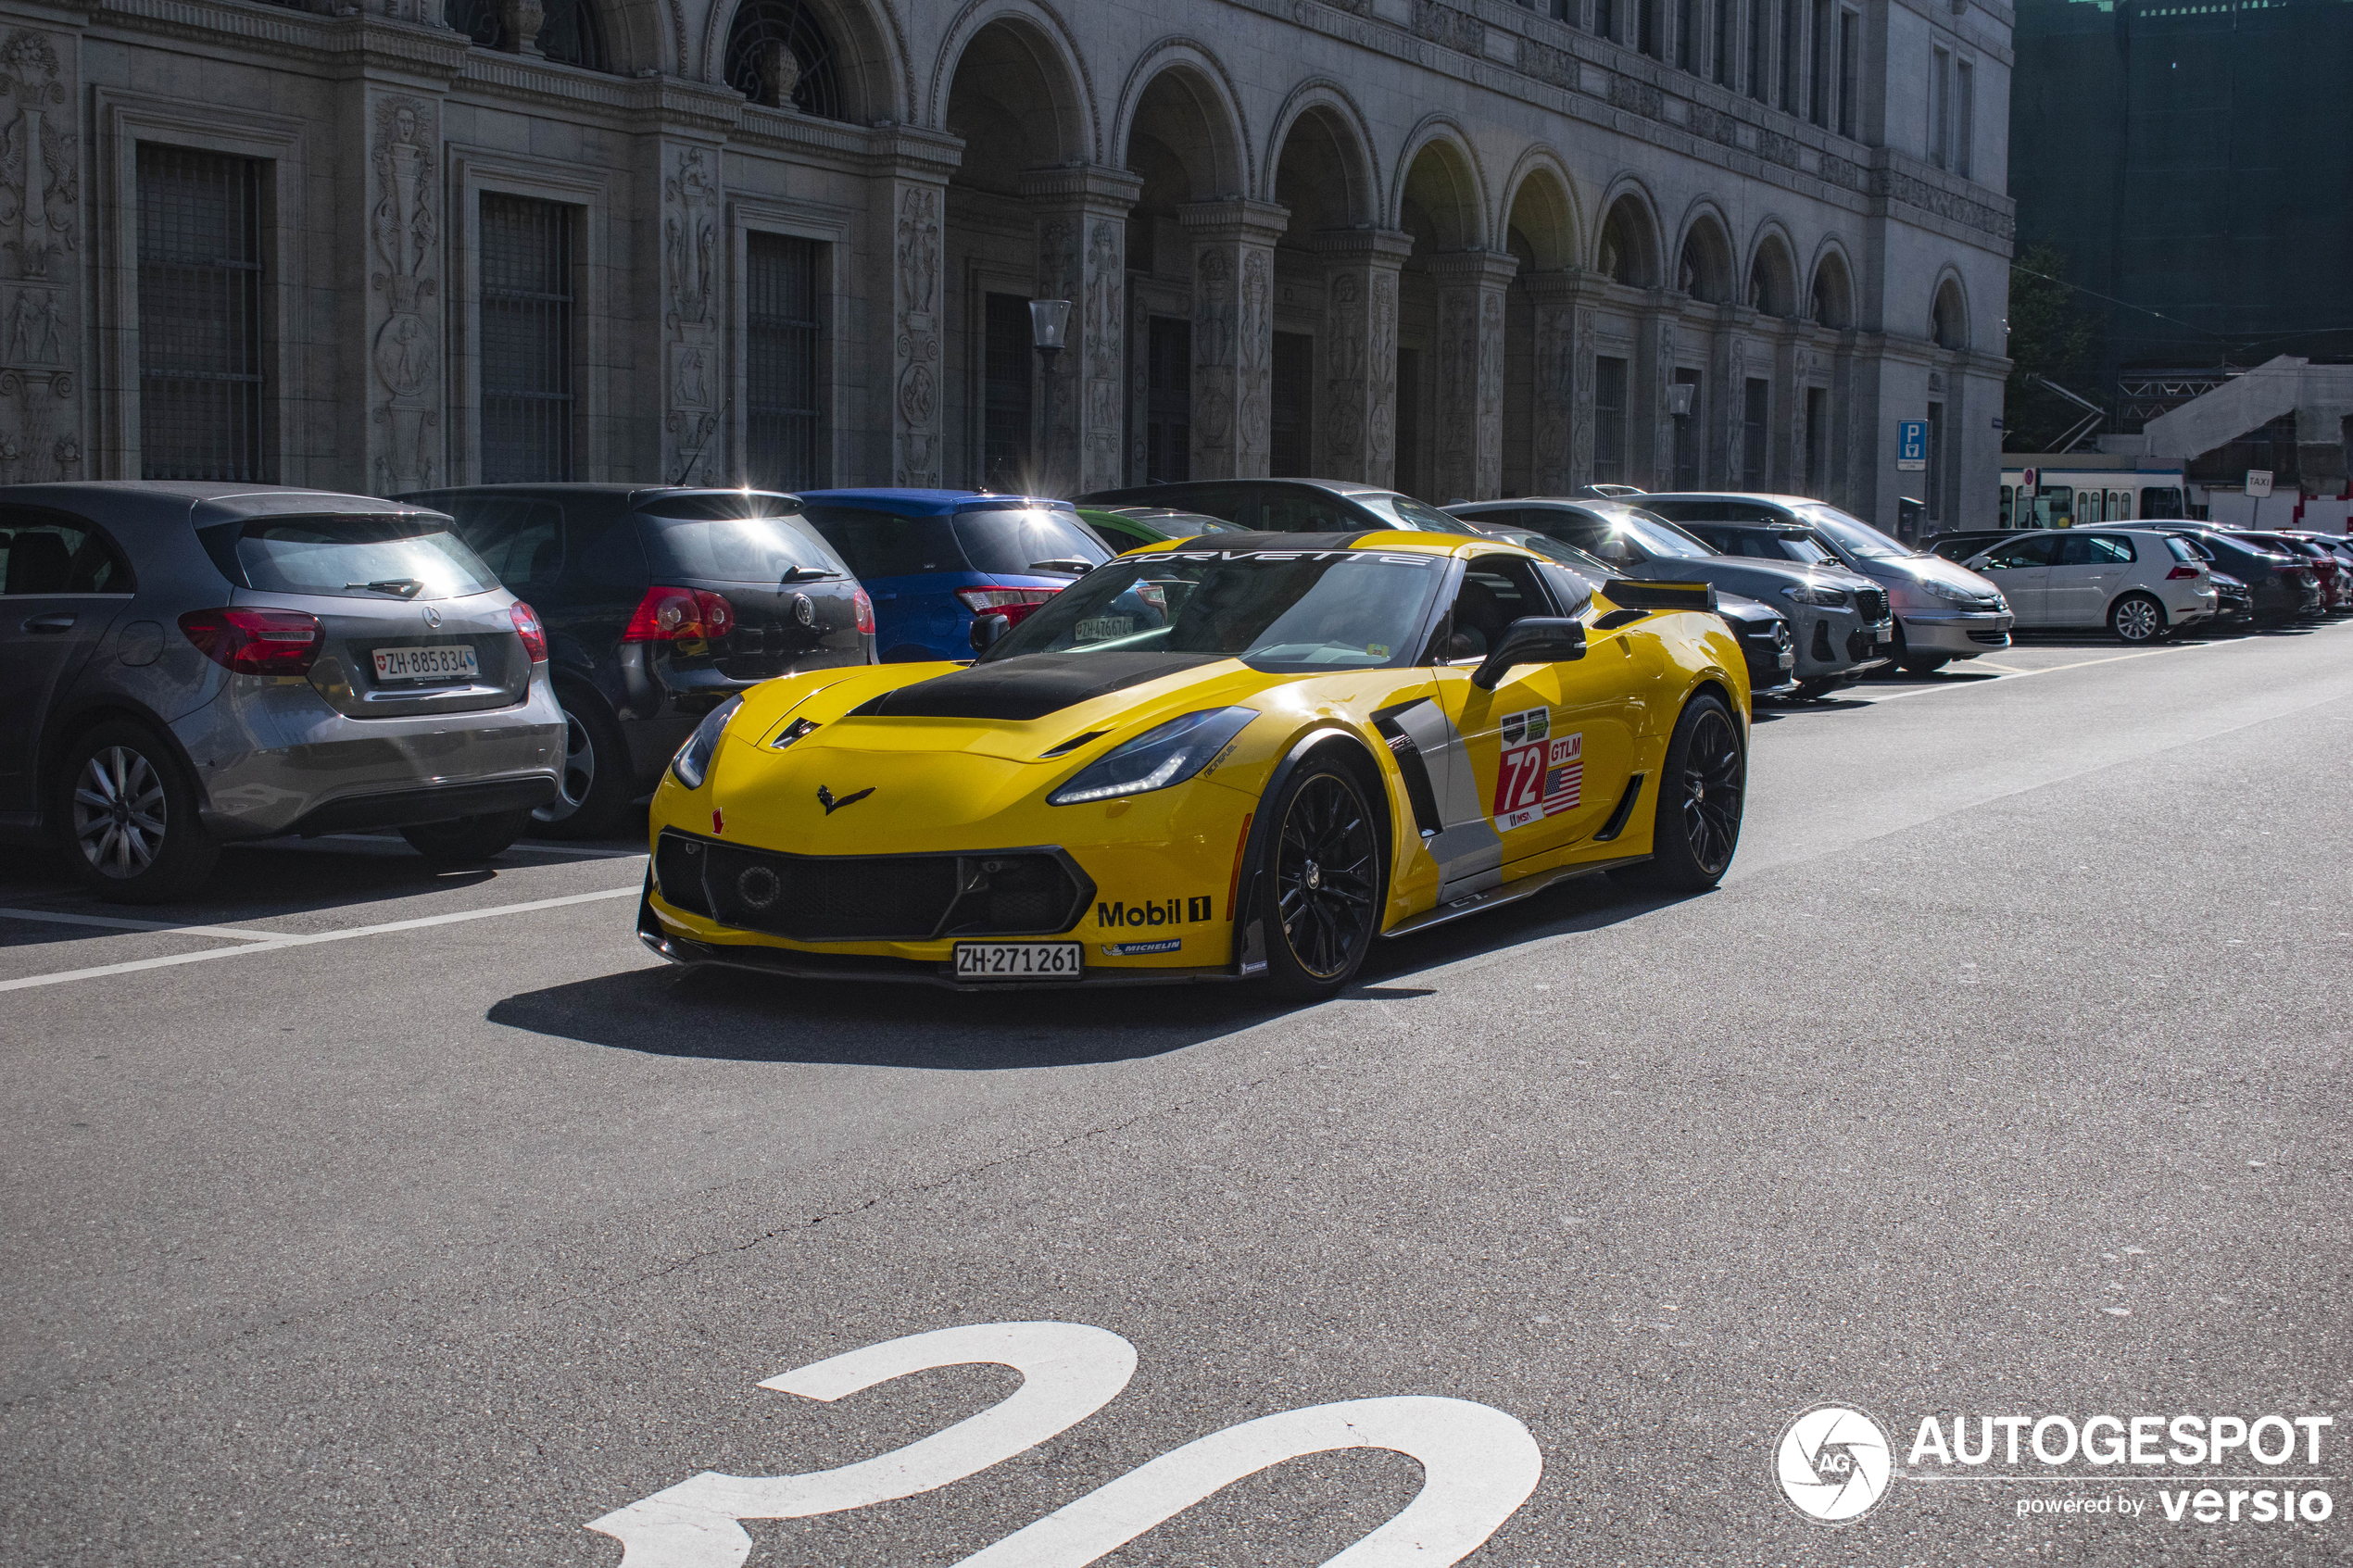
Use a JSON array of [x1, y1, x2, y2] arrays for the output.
[[816, 784, 875, 815], [422, 604, 443, 629], [792, 593, 817, 628]]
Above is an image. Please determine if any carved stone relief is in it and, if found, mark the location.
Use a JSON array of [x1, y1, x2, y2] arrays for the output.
[[1476, 291, 1504, 489], [1236, 248, 1269, 473], [1533, 307, 1572, 493], [892, 183, 942, 485], [1571, 307, 1596, 483], [1367, 271, 1396, 484], [0, 29, 77, 483], [370, 95, 438, 493], [1191, 246, 1234, 458], [1326, 270, 1363, 466], [1081, 218, 1123, 491]]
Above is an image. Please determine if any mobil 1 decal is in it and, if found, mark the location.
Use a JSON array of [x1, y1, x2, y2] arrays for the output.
[[1492, 708, 1583, 832]]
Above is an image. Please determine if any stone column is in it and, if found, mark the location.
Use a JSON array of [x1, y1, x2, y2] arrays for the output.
[[1312, 228, 1412, 485], [0, 26, 83, 485], [1178, 199, 1287, 480], [356, 89, 447, 494], [1426, 250, 1517, 503], [884, 177, 948, 486], [1640, 302, 1680, 490], [1522, 270, 1605, 495], [1021, 166, 1142, 496], [658, 141, 724, 486]]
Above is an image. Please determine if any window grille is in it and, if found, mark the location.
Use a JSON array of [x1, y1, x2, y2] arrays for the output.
[[1146, 317, 1191, 483], [1593, 357, 1629, 484], [981, 292, 1033, 493], [1742, 377, 1770, 489], [1270, 332, 1314, 477], [138, 145, 266, 483], [479, 194, 574, 483], [746, 232, 823, 490], [724, 0, 847, 120], [445, 0, 610, 70]]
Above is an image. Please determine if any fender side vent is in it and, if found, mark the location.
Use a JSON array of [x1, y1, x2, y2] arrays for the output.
[[1592, 772, 1645, 842]]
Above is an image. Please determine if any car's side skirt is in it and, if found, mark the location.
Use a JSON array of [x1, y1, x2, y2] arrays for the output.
[[1379, 852, 1652, 940]]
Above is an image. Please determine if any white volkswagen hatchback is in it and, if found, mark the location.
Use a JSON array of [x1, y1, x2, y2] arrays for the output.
[[1959, 528, 2218, 643]]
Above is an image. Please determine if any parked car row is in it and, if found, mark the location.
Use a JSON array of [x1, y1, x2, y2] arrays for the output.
[[8, 475, 2339, 908]]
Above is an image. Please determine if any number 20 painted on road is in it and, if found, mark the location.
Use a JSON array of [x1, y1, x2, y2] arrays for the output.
[[586, 1322, 1543, 1567]]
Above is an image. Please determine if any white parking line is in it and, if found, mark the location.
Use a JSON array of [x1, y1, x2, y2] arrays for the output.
[[0, 885, 642, 994], [309, 834, 648, 860], [0, 907, 295, 942], [1855, 647, 2174, 704]]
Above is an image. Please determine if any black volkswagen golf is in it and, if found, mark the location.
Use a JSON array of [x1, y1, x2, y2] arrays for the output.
[[399, 486, 874, 836]]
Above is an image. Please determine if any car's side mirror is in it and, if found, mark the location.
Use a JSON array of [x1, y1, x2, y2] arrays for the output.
[[1471, 617, 1587, 690], [969, 612, 1011, 655]]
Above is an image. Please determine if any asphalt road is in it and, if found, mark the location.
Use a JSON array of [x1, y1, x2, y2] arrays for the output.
[[4, 624, 2349, 1566]]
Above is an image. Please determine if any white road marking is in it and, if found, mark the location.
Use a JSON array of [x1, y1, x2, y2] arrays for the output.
[[952, 1395, 1542, 1568], [0, 885, 641, 994], [1855, 647, 2173, 704], [589, 1323, 1139, 1568], [308, 834, 648, 860], [0, 906, 293, 942], [586, 1323, 1541, 1568]]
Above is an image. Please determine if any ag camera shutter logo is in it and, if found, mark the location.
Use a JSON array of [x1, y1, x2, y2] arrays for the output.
[[1777, 1405, 1894, 1523]]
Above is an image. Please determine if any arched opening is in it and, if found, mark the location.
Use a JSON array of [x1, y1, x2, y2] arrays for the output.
[[1395, 136, 1483, 499], [1675, 213, 1734, 303], [1809, 249, 1853, 328], [1596, 194, 1657, 288], [1273, 102, 1373, 243], [1125, 67, 1245, 275], [1931, 279, 1967, 350], [447, 0, 610, 69], [1503, 166, 1576, 495], [1747, 233, 1797, 317], [1269, 101, 1377, 482], [937, 17, 1091, 489], [723, 0, 847, 119]]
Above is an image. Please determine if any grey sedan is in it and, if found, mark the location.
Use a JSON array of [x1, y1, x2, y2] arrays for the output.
[[1446, 496, 1893, 697], [0, 483, 563, 902]]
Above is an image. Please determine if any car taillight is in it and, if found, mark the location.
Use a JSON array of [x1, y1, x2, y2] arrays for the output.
[[622, 586, 734, 643], [852, 586, 875, 634], [178, 608, 323, 675], [2166, 565, 2200, 580], [509, 601, 549, 662], [954, 585, 1058, 625]]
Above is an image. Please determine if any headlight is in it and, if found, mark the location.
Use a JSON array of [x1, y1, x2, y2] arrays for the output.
[[670, 694, 744, 790], [1918, 576, 1991, 607], [1046, 707, 1258, 806], [1780, 583, 1849, 608]]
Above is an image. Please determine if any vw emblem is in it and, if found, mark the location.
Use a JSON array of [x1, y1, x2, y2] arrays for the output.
[[422, 604, 443, 629], [791, 593, 816, 628]]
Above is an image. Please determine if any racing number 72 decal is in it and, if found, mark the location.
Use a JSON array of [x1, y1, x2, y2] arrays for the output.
[[586, 1321, 1543, 1568], [1492, 708, 1583, 834]]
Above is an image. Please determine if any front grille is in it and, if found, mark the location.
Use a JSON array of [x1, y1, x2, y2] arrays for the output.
[[1855, 587, 1889, 621], [653, 830, 1093, 941], [1967, 629, 2008, 645]]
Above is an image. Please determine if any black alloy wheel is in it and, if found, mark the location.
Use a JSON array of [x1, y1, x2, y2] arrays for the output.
[[1264, 758, 1382, 995], [57, 720, 220, 904], [1639, 694, 1745, 892]]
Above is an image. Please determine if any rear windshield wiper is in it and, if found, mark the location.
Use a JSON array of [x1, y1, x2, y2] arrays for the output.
[[346, 578, 425, 598], [1028, 558, 1095, 574], [781, 565, 842, 582]]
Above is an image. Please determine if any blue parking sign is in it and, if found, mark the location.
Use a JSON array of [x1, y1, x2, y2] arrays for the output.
[[1896, 419, 1928, 471]]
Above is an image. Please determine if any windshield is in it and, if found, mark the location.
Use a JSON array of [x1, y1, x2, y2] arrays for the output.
[[1796, 504, 1917, 560], [951, 507, 1114, 576], [1603, 508, 1716, 558], [980, 546, 1445, 671], [1474, 527, 1617, 580], [1354, 493, 1467, 532], [640, 511, 841, 582], [205, 514, 497, 600]]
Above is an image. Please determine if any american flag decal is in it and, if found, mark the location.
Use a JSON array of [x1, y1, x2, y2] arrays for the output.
[[1493, 711, 1584, 832]]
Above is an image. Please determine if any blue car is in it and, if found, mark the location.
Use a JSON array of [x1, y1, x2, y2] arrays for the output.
[[795, 490, 1114, 662]]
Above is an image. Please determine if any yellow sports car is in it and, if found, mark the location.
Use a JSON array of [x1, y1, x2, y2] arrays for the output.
[[636, 530, 1748, 995]]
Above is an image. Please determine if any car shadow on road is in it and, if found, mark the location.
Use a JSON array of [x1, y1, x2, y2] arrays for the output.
[[486, 871, 1708, 1069]]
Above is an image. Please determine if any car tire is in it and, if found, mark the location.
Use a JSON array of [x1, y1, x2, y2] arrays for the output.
[[2109, 593, 2166, 644], [531, 686, 634, 840], [1257, 752, 1385, 997], [401, 809, 530, 863], [53, 720, 220, 904], [1633, 693, 1744, 893]]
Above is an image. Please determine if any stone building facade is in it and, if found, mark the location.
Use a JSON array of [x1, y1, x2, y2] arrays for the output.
[[0, 0, 2014, 529]]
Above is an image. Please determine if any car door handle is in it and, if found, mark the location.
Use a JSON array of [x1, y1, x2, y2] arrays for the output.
[[22, 612, 76, 633]]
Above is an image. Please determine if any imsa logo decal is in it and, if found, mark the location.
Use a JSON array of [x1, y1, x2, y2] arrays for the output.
[[1098, 896, 1215, 929]]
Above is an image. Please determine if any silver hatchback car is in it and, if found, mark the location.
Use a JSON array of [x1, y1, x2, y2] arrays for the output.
[[0, 483, 564, 902]]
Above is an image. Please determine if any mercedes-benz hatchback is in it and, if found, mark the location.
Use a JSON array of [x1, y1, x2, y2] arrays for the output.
[[0, 483, 562, 901]]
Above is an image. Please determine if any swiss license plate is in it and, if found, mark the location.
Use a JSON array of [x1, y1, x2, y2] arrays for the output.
[[1874, 625, 1893, 643], [1076, 616, 1134, 641], [373, 644, 480, 683], [953, 941, 1084, 981]]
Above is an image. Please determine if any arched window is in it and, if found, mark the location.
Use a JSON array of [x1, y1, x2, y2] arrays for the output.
[[724, 0, 847, 121], [446, 0, 610, 70], [1931, 281, 1966, 350]]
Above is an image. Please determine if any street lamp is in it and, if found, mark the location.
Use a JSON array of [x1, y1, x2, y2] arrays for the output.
[[1028, 298, 1071, 372]]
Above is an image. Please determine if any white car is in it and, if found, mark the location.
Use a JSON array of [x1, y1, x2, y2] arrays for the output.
[[1959, 528, 2219, 643]]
